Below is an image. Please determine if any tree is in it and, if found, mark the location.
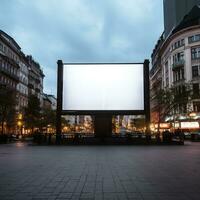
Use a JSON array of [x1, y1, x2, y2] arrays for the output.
[[0, 85, 17, 134], [152, 87, 172, 133], [40, 108, 56, 131], [24, 95, 41, 133], [154, 83, 192, 132]]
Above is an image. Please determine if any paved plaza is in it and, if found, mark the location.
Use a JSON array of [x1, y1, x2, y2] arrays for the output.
[[0, 142, 200, 200]]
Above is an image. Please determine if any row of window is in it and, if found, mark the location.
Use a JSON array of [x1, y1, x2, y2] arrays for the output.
[[0, 75, 17, 89], [17, 83, 28, 96], [173, 52, 184, 63], [188, 34, 200, 44], [0, 60, 19, 76], [172, 39, 185, 51], [171, 33, 200, 52], [0, 41, 19, 63], [19, 62, 29, 74], [19, 73, 28, 85], [171, 46, 200, 64]]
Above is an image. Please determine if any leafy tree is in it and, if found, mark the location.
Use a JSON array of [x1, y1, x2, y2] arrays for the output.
[[24, 95, 41, 133], [154, 83, 192, 132], [40, 108, 56, 130], [134, 118, 145, 130], [0, 85, 17, 134]]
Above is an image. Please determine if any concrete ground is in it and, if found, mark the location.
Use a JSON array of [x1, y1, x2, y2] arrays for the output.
[[0, 142, 200, 200]]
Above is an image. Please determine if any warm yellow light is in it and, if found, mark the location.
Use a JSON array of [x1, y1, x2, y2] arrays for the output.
[[155, 123, 170, 129], [189, 112, 197, 117], [18, 113, 23, 120], [17, 121, 22, 126], [63, 126, 69, 132]]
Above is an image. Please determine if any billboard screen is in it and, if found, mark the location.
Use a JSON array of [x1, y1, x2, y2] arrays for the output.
[[62, 63, 144, 112]]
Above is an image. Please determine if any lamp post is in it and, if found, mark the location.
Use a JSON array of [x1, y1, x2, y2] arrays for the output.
[[17, 113, 23, 136]]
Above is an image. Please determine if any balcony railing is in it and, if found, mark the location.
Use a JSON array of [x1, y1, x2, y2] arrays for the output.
[[173, 78, 185, 85], [0, 67, 19, 82], [172, 60, 185, 70]]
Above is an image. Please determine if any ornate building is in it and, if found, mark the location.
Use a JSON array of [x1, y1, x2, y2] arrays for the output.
[[26, 55, 44, 106], [151, 5, 200, 123], [0, 30, 44, 111], [0, 30, 20, 93]]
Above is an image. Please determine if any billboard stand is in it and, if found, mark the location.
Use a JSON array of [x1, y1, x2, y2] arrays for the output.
[[94, 114, 112, 138], [144, 59, 150, 136], [56, 60, 150, 144], [56, 60, 63, 144]]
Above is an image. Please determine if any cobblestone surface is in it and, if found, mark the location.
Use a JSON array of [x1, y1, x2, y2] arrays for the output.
[[0, 142, 200, 199]]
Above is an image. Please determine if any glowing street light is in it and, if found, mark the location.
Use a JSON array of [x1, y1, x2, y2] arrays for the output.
[[17, 113, 23, 135]]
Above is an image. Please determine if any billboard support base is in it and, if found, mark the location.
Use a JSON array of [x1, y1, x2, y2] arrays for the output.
[[94, 115, 112, 138]]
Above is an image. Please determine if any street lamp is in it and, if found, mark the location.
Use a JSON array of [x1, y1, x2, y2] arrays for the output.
[[17, 113, 23, 136]]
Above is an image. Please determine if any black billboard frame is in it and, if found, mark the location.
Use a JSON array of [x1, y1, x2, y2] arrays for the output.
[[56, 60, 150, 139]]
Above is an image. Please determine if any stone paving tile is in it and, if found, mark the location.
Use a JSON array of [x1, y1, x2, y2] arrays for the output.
[[0, 142, 200, 199]]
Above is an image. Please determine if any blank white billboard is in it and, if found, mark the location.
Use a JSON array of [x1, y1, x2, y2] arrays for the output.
[[62, 64, 144, 111]]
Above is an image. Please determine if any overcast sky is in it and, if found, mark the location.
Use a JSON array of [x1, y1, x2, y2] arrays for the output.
[[0, 0, 163, 95]]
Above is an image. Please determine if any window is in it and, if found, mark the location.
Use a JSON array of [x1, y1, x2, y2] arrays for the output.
[[191, 47, 200, 59], [0, 43, 3, 52], [193, 83, 199, 98], [172, 39, 185, 50], [192, 66, 199, 77], [173, 68, 184, 82], [181, 68, 184, 79], [173, 52, 184, 63], [3, 46, 7, 53], [193, 102, 200, 112], [188, 34, 200, 43], [166, 77, 169, 87]]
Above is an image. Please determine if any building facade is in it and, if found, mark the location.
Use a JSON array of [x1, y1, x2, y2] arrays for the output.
[[0, 30, 20, 93], [27, 55, 44, 106], [43, 94, 57, 110], [0, 30, 46, 115], [17, 52, 29, 111], [151, 5, 200, 124], [164, 0, 200, 37], [0, 30, 45, 111]]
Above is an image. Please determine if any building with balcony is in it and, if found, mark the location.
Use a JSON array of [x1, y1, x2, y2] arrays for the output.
[[0, 30, 45, 111], [150, 5, 200, 123], [17, 52, 29, 111], [27, 55, 44, 106], [0, 30, 20, 98]]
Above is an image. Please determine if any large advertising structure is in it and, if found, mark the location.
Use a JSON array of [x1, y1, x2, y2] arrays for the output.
[[62, 64, 144, 112], [56, 60, 150, 138]]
